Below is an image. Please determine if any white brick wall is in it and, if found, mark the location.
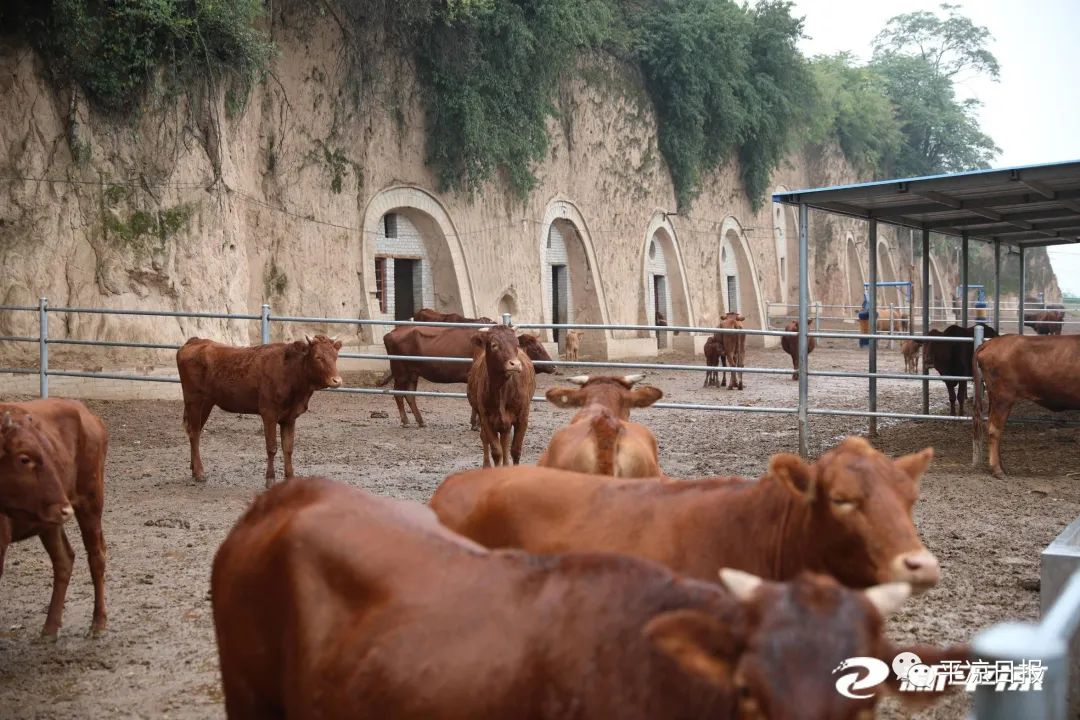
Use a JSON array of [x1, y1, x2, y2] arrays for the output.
[[541, 223, 573, 329], [645, 233, 671, 326]]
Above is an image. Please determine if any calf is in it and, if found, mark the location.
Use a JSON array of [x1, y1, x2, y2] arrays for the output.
[[177, 335, 342, 487], [564, 329, 584, 361], [467, 325, 536, 467], [900, 339, 920, 374], [719, 312, 746, 390], [431, 436, 941, 592], [539, 374, 663, 477], [378, 326, 554, 428], [922, 323, 998, 416], [875, 308, 909, 333], [1024, 308, 1065, 336], [703, 334, 721, 387], [0, 400, 108, 638], [213, 477, 964, 720], [975, 334, 1080, 477], [779, 320, 816, 380]]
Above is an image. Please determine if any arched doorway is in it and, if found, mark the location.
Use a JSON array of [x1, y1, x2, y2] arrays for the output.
[[773, 187, 805, 306], [642, 213, 693, 351], [362, 186, 474, 342], [929, 255, 949, 322], [877, 241, 906, 309], [846, 233, 866, 309], [539, 200, 609, 356], [719, 218, 769, 347]]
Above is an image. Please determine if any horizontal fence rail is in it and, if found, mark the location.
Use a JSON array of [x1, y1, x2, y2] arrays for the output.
[[0, 298, 1072, 450]]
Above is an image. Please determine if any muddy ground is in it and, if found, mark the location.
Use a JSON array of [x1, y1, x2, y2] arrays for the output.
[[1, 341, 1078, 719]]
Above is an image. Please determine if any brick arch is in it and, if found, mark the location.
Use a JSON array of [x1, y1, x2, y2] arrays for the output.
[[640, 211, 695, 333], [718, 216, 769, 346], [538, 199, 610, 351], [360, 186, 475, 341]]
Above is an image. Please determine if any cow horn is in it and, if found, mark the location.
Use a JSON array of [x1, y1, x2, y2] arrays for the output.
[[718, 568, 763, 601], [2, 412, 11, 429], [863, 582, 911, 618], [305, 334, 314, 345], [567, 375, 590, 386], [477, 327, 490, 333], [622, 373, 645, 385], [329, 335, 339, 343]]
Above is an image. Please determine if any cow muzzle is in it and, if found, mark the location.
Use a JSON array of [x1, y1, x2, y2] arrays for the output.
[[45, 503, 75, 524], [890, 550, 940, 591], [504, 361, 522, 376], [327, 376, 343, 388]]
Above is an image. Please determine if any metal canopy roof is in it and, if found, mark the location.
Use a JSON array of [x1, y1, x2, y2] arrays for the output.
[[772, 159, 1080, 248]]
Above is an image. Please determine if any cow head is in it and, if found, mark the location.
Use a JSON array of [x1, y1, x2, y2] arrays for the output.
[[517, 333, 556, 374], [545, 374, 663, 420], [0, 411, 72, 525], [646, 570, 965, 720], [768, 437, 939, 592], [303, 335, 343, 388], [473, 326, 524, 377], [721, 312, 746, 326]]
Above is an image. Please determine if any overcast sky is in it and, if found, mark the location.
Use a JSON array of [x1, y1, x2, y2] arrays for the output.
[[790, 0, 1080, 295]]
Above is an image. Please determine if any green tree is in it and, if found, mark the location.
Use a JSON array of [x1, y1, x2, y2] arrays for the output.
[[871, 4, 999, 176]]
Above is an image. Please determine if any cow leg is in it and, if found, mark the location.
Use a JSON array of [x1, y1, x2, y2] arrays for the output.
[[987, 394, 1015, 478], [280, 420, 297, 479], [946, 382, 958, 416], [511, 419, 528, 465], [405, 377, 426, 428], [184, 401, 213, 480], [0, 515, 10, 580], [957, 381, 968, 417], [791, 354, 798, 381], [38, 525, 75, 639], [470, 407, 480, 432], [393, 390, 409, 427], [720, 355, 728, 387], [74, 504, 108, 636], [261, 415, 278, 487]]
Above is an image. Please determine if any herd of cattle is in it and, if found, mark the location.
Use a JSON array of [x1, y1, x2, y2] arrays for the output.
[[0, 305, 1077, 719]]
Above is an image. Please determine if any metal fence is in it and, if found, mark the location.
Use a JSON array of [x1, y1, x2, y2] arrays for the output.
[[766, 300, 1080, 332], [0, 297, 986, 448]]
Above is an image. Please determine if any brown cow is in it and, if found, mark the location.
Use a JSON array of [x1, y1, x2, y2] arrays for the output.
[[1024, 307, 1066, 335], [431, 436, 941, 591], [176, 335, 342, 487], [900, 339, 920, 374], [779, 320, 816, 380], [922, 323, 998, 416], [213, 477, 964, 720], [412, 307, 495, 324], [467, 325, 536, 467], [719, 312, 746, 390], [539, 374, 663, 477], [378, 326, 554, 428], [0, 400, 108, 638], [703, 334, 721, 387], [874, 308, 910, 333], [975, 334, 1080, 477]]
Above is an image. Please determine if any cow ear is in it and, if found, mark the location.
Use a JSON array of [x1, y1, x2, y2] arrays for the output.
[[546, 388, 586, 408], [644, 609, 741, 687], [629, 385, 663, 408], [894, 447, 933, 484], [737, 315, 745, 322], [769, 452, 816, 502]]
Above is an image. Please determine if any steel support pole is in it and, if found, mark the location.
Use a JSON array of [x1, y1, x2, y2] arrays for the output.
[[972, 324, 985, 467], [993, 240, 1002, 330], [961, 232, 970, 327], [38, 297, 48, 398], [1019, 246, 1027, 334], [797, 203, 810, 457], [921, 229, 930, 414], [868, 221, 878, 437], [260, 304, 271, 345]]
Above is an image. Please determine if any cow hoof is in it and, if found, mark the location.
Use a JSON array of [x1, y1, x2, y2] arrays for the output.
[[87, 625, 107, 639], [991, 468, 1007, 479], [193, 473, 207, 483], [36, 630, 59, 644]]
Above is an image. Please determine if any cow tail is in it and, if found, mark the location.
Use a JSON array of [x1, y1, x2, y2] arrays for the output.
[[375, 370, 393, 387], [972, 343, 987, 447], [592, 412, 622, 476]]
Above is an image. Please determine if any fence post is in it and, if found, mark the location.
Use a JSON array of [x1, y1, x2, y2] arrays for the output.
[[38, 297, 48, 398], [814, 301, 821, 333], [972, 324, 985, 467], [260, 304, 271, 345], [888, 303, 896, 350]]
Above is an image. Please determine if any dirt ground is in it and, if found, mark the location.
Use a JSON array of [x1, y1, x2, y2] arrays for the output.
[[1, 340, 1079, 719]]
